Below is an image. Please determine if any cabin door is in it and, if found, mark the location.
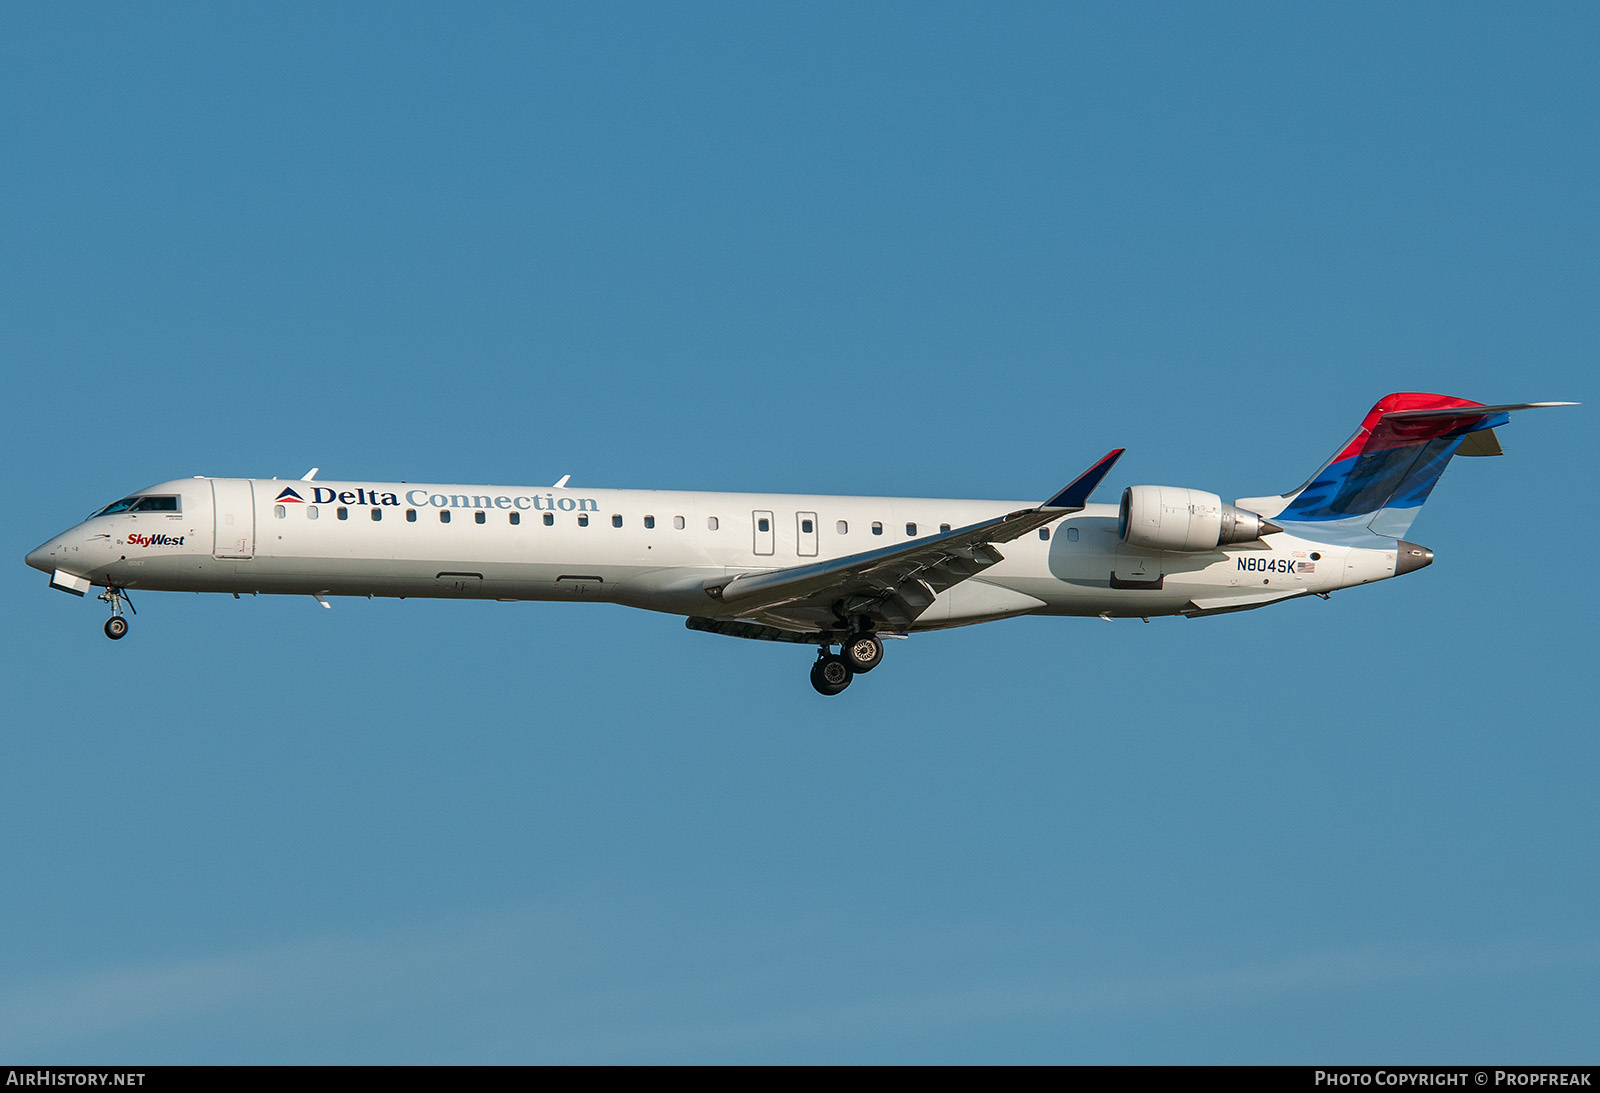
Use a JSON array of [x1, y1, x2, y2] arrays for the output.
[[211, 479, 256, 559]]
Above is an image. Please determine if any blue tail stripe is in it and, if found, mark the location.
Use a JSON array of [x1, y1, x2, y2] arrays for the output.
[[1279, 411, 1507, 525]]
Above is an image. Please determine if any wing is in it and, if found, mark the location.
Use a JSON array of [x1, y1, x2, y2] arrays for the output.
[[691, 449, 1124, 636]]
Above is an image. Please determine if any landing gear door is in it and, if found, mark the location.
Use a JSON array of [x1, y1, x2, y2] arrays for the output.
[[211, 478, 256, 559], [1110, 552, 1162, 590]]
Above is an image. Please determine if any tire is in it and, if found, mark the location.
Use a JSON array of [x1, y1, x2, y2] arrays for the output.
[[842, 633, 883, 674], [809, 654, 853, 696], [104, 616, 128, 640]]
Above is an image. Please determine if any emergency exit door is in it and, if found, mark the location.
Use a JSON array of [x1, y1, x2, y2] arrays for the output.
[[796, 511, 818, 556], [752, 510, 775, 556]]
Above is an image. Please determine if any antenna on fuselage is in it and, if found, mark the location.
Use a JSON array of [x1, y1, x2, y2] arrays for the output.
[[552, 474, 571, 488], [301, 468, 319, 481]]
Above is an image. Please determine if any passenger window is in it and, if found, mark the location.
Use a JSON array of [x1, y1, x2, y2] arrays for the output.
[[275, 505, 286, 519], [543, 513, 554, 526], [1038, 528, 1049, 540], [707, 516, 719, 531], [578, 514, 589, 527], [371, 508, 382, 521], [308, 506, 319, 520], [644, 515, 655, 529], [1066, 527, 1079, 542], [509, 512, 520, 525], [801, 519, 813, 534], [475, 511, 486, 524], [406, 509, 416, 522], [337, 507, 349, 521], [837, 520, 848, 534], [758, 517, 770, 532], [906, 522, 917, 536], [871, 522, 883, 536], [440, 510, 451, 524], [940, 523, 951, 533], [612, 514, 623, 528], [674, 516, 685, 530]]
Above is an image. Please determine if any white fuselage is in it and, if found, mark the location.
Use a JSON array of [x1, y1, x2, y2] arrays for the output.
[[27, 476, 1408, 630]]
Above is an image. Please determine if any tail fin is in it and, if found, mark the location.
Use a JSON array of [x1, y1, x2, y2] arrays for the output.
[[1238, 392, 1573, 542]]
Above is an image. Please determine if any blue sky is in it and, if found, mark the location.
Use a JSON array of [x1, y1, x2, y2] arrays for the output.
[[2, 2, 1594, 1063]]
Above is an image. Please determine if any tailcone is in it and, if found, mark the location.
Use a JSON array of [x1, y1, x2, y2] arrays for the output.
[[1395, 540, 1433, 576]]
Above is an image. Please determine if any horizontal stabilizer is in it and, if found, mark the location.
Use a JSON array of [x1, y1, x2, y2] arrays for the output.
[[1268, 393, 1576, 542], [1381, 401, 1576, 420]]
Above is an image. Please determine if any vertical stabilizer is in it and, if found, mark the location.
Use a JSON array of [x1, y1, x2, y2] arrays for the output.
[[1238, 393, 1572, 544]]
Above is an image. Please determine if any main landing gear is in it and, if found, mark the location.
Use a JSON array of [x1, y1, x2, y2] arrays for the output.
[[808, 632, 886, 696], [810, 653, 852, 696], [842, 632, 883, 673], [99, 586, 133, 640]]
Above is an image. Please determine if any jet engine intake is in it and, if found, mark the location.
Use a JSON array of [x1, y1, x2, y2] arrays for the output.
[[1119, 486, 1280, 552]]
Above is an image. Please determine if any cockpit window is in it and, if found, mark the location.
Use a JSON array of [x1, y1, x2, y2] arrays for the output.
[[94, 497, 141, 517], [93, 494, 181, 517]]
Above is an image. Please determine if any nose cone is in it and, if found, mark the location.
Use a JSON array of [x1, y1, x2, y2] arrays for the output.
[[1395, 540, 1434, 576], [25, 540, 57, 574]]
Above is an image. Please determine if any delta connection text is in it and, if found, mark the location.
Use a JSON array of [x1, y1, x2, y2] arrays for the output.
[[304, 487, 600, 513], [1314, 1073, 1592, 1087]]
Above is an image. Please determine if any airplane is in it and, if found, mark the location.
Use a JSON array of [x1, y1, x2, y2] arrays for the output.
[[25, 392, 1573, 695]]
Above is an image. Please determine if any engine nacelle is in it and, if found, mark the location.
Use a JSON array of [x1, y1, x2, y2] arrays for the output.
[[1118, 486, 1278, 552]]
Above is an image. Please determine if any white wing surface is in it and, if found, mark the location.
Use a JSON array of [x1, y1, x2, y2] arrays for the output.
[[690, 449, 1124, 636]]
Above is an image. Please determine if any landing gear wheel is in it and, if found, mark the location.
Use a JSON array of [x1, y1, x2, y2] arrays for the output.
[[809, 653, 853, 696], [98, 586, 134, 639], [842, 633, 883, 674]]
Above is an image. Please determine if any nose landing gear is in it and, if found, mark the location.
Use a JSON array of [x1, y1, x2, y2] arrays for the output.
[[98, 586, 134, 640]]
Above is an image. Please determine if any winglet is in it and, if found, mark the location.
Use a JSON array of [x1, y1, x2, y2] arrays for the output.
[[1041, 449, 1125, 510]]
